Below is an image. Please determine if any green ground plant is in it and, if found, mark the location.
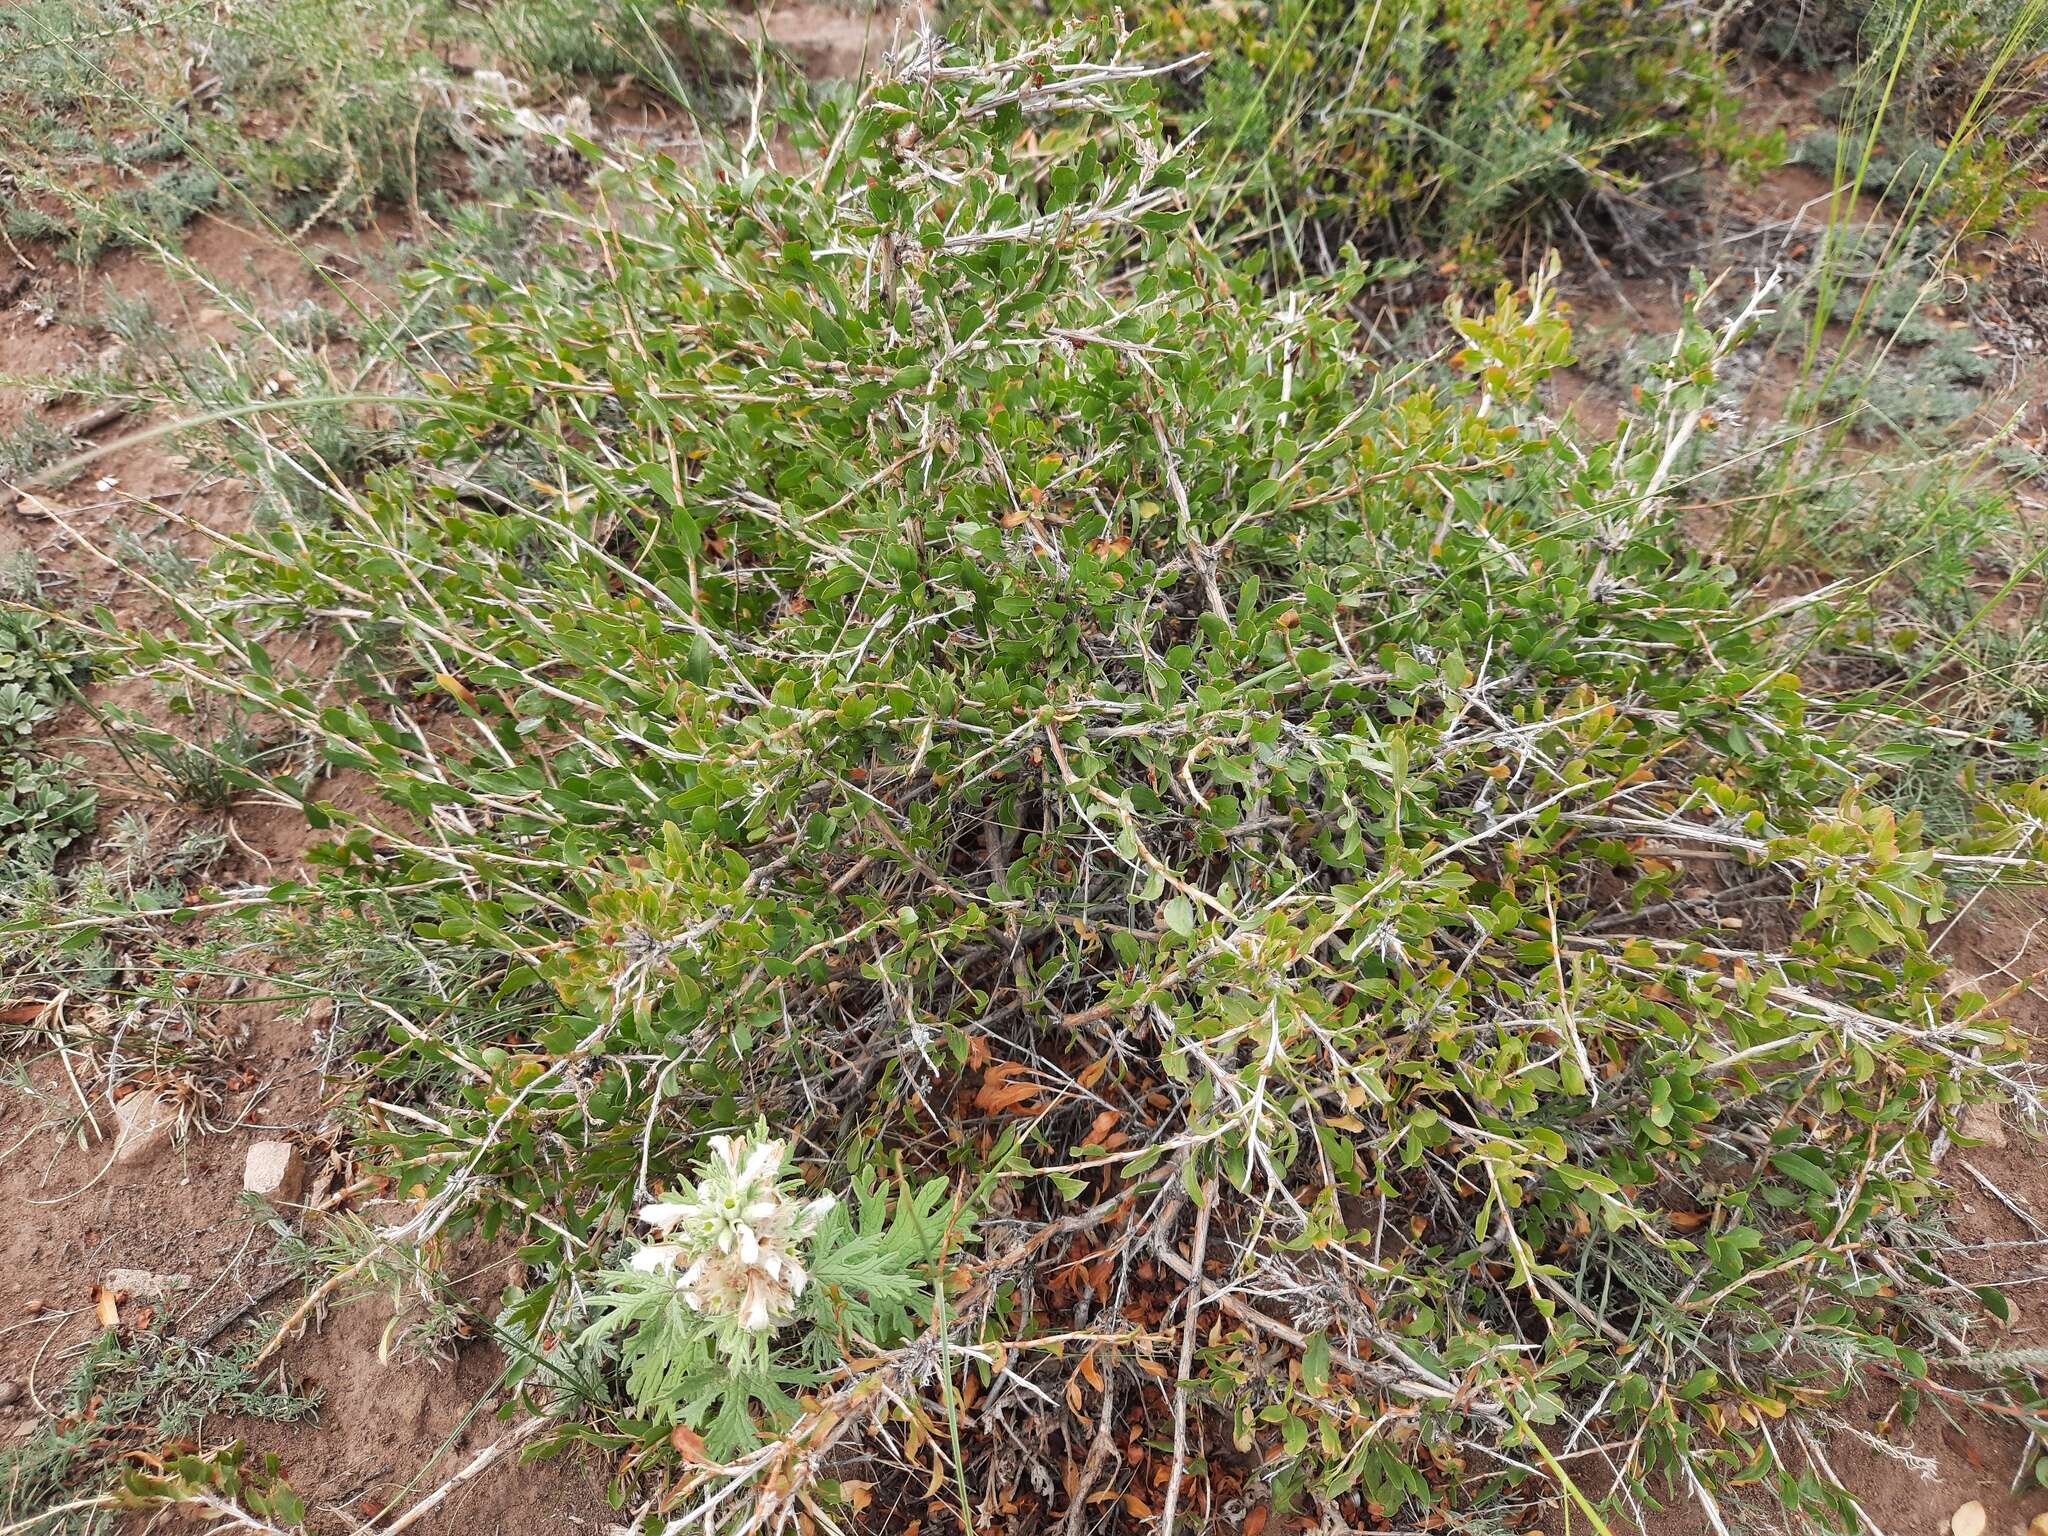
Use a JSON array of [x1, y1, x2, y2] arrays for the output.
[[581, 1132, 967, 1458], [83, 27, 2048, 1533], [0, 1322, 317, 1536], [963, 0, 1753, 280], [1749, 0, 2048, 243], [1684, 0, 2048, 886], [0, 611, 95, 867]]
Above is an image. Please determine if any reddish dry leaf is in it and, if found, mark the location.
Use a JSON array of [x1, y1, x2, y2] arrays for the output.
[[974, 1061, 1044, 1115], [1951, 1430, 1989, 1473], [1078, 1349, 1104, 1393]]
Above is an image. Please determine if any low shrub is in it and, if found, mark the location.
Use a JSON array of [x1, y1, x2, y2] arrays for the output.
[[117, 28, 2048, 1534]]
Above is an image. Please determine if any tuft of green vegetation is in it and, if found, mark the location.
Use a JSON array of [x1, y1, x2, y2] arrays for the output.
[[0, 415, 79, 483], [967, 0, 1754, 280], [97, 30, 2048, 1532], [1747, 0, 2048, 240], [0, 612, 94, 866], [579, 1135, 969, 1458], [1686, 0, 2048, 867], [0, 1322, 318, 1536]]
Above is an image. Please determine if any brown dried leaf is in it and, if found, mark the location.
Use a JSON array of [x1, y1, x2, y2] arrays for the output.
[[669, 1425, 714, 1467], [973, 1061, 1043, 1115]]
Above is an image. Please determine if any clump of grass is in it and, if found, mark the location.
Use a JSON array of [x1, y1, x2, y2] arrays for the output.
[[0, 414, 78, 482], [1673, 0, 2048, 875], [94, 695, 305, 813], [0, 0, 748, 257], [0, 0, 122, 123], [264, 1207, 480, 1367], [1749, 0, 2048, 242], [1747, 0, 2048, 146], [467, 0, 750, 94], [100, 28, 2048, 1533], [1785, 122, 2046, 240]]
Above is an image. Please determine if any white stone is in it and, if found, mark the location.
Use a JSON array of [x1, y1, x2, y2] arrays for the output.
[[243, 1140, 305, 1204], [1958, 1103, 2008, 1149], [111, 1090, 178, 1166], [103, 1270, 190, 1301]]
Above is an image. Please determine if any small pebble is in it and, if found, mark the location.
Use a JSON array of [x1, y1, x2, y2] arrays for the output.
[[0, 1382, 19, 1408], [243, 1140, 306, 1204], [112, 1089, 178, 1166], [104, 1270, 190, 1301]]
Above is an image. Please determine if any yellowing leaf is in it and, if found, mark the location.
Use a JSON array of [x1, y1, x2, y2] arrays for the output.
[[436, 673, 477, 708]]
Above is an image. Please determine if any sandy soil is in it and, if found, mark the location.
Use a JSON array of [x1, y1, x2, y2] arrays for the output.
[[0, 206, 622, 1531]]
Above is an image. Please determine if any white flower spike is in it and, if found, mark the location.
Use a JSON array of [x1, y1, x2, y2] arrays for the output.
[[633, 1133, 835, 1332]]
